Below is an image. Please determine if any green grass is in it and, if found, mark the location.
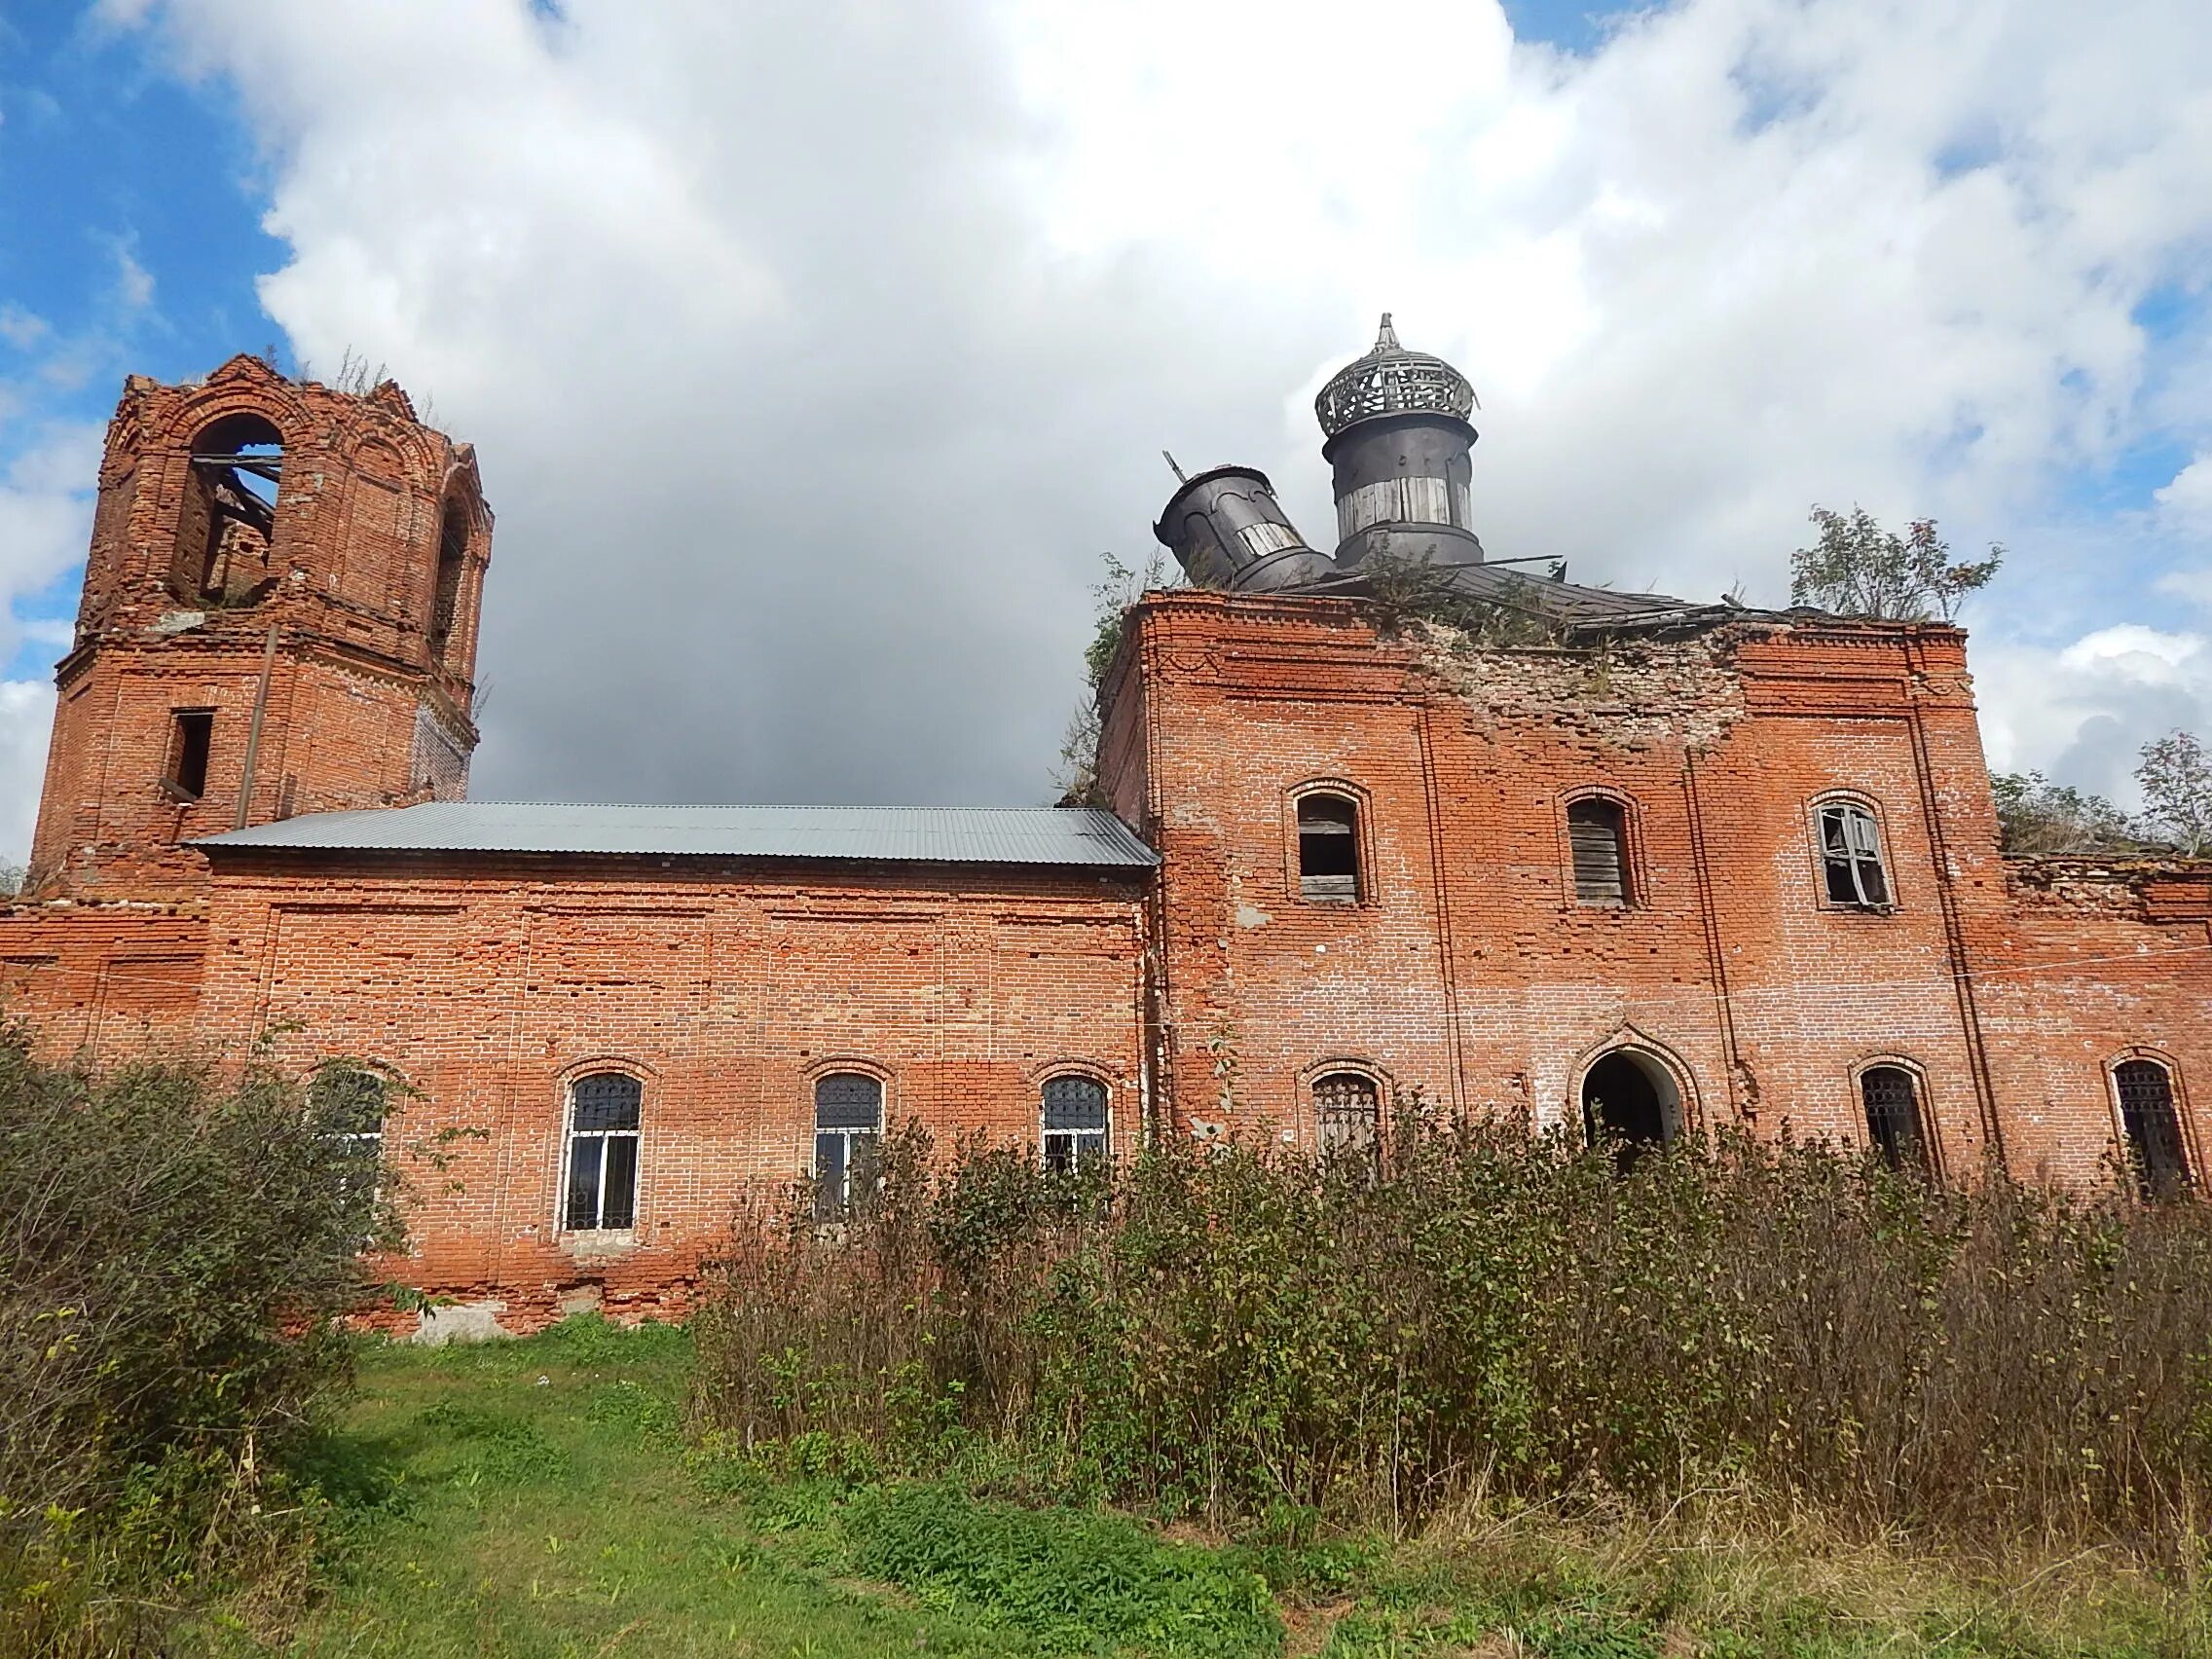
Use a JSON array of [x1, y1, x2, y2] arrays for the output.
[[172, 1318, 2212, 1657]]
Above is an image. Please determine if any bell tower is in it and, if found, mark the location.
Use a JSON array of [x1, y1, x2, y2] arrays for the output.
[[23, 354, 492, 900]]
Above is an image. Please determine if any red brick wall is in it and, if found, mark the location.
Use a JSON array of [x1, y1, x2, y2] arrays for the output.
[[1100, 591, 2208, 1184], [194, 854, 1150, 1327], [0, 908, 206, 1060], [25, 357, 487, 901]]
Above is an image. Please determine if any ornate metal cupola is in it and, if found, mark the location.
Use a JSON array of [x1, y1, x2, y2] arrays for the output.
[[1314, 313, 1483, 568]]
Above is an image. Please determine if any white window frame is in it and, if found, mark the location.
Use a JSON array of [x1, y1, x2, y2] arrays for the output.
[[1042, 1074, 1111, 1170], [813, 1071, 885, 1216], [564, 1071, 643, 1233], [1814, 799, 1893, 909]]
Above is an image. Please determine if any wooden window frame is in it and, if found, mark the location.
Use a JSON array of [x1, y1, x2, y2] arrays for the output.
[[1287, 781, 1370, 907], [1563, 790, 1638, 908], [1808, 793, 1898, 913]]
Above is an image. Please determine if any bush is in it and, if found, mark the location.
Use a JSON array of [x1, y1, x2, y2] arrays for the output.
[[691, 1122, 2212, 1557], [0, 1028, 402, 1651]]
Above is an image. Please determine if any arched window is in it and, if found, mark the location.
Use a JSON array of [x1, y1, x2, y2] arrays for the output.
[[2115, 1058, 2189, 1198], [814, 1072, 884, 1217], [430, 496, 468, 660], [565, 1072, 643, 1231], [1581, 1051, 1681, 1172], [1859, 1066, 1929, 1173], [310, 1060, 388, 1212], [175, 412, 283, 605], [1042, 1075, 1109, 1170], [1815, 800, 1891, 908], [1297, 793, 1360, 903], [1313, 1071, 1380, 1156], [1567, 797, 1630, 906]]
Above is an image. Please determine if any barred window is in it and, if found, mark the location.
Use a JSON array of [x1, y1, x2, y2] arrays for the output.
[[1860, 1066, 1929, 1173], [1567, 798, 1629, 906], [1314, 1071, 1380, 1156], [814, 1072, 884, 1218], [1297, 793, 1360, 903], [565, 1072, 642, 1231], [1817, 802, 1891, 908], [1042, 1076, 1109, 1171], [2116, 1059, 2189, 1198]]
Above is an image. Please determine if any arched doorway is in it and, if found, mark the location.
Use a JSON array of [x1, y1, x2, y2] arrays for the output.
[[1581, 1051, 1681, 1171]]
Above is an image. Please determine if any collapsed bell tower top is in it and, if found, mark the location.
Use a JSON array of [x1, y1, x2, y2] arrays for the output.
[[1313, 313, 1476, 442]]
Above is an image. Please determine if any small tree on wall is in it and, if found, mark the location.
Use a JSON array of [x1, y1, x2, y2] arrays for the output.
[[1989, 772, 2138, 855], [1790, 507, 2004, 621], [0, 863, 22, 900], [2136, 730, 2212, 856]]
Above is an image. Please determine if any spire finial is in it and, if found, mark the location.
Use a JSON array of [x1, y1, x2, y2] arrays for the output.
[[1374, 312, 1400, 352]]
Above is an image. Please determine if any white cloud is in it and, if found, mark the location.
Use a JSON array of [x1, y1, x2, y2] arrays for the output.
[[1976, 625, 2212, 803], [5, 0, 2202, 830], [0, 679, 55, 869], [2157, 455, 2212, 530]]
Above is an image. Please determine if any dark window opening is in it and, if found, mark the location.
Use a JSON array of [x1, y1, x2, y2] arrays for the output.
[[430, 497, 467, 659], [1298, 793, 1360, 903], [2116, 1059, 2189, 1198], [1818, 802, 1891, 907], [176, 413, 283, 607], [1581, 1051, 1677, 1173], [1314, 1071, 1380, 1158], [165, 710, 213, 802], [814, 1072, 884, 1218], [565, 1072, 642, 1231], [1860, 1066, 1930, 1173], [1043, 1075, 1109, 1170], [1567, 797, 1630, 905]]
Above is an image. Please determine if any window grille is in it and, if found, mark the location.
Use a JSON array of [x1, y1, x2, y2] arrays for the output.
[[814, 1072, 884, 1218], [2116, 1059, 2189, 1198], [1314, 1071, 1380, 1156], [1817, 802, 1891, 907], [1567, 798, 1629, 905], [565, 1072, 642, 1231], [1298, 793, 1360, 903], [1042, 1076, 1109, 1171], [1860, 1066, 1929, 1173]]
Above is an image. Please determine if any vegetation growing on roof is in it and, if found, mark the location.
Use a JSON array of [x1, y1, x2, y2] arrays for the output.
[[1789, 506, 2004, 621]]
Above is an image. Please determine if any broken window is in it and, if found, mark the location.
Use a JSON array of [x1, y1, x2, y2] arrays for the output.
[[565, 1071, 642, 1231], [430, 496, 467, 659], [1817, 801, 1890, 908], [175, 413, 283, 606], [1314, 1071, 1381, 1157], [1567, 797, 1630, 906], [164, 710, 213, 802], [1297, 793, 1360, 903], [1860, 1066, 1929, 1173], [1042, 1075, 1109, 1171], [2116, 1058, 2189, 1198], [814, 1072, 883, 1219]]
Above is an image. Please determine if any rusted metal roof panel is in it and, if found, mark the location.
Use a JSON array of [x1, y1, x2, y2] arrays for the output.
[[197, 802, 1158, 868]]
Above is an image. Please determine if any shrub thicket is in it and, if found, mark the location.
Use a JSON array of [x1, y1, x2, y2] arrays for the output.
[[0, 1029, 399, 1653], [692, 1122, 2212, 1555]]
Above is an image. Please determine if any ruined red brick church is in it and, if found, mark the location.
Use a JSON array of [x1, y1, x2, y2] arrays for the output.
[[5, 326, 2208, 1330]]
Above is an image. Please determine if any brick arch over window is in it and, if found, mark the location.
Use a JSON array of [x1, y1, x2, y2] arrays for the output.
[[1309, 1065, 1383, 1156]]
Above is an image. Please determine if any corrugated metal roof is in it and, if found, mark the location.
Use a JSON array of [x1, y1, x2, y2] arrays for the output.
[[195, 801, 1159, 869]]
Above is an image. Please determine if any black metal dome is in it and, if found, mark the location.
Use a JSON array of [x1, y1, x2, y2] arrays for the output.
[[1313, 313, 1475, 441]]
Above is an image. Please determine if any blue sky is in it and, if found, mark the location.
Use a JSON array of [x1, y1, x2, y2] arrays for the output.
[[2, 0, 2209, 863]]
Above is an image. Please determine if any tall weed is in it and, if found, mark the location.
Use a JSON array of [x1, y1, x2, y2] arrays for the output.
[[691, 1121, 2212, 1555]]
